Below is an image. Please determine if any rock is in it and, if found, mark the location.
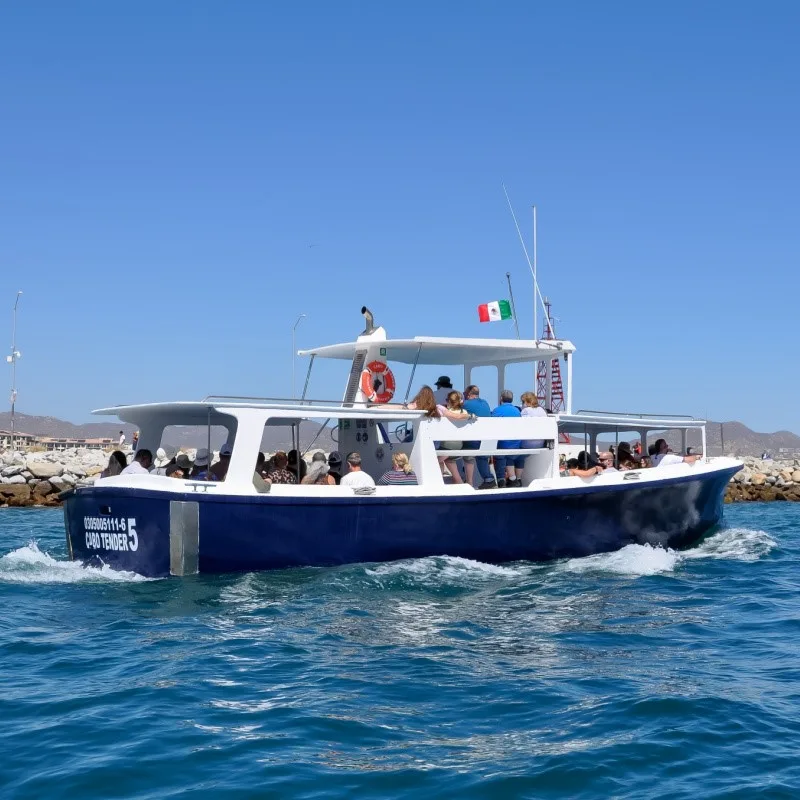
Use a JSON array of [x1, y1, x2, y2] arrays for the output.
[[76, 477, 96, 487], [0, 484, 31, 502], [780, 469, 794, 481], [26, 461, 63, 479], [20, 471, 33, 480], [792, 471, 800, 483], [4, 474, 27, 485], [49, 476, 65, 487], [62, 462, 86, 478], [751, 473, 767, 486], [60, 474, 76, 486], [32, 480, 53, 496], [0, 465, 24, 478], [86, 466, 104, 477], [766, 476, 777, 485]]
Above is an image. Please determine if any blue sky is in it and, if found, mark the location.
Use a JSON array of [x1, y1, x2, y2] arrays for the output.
[[2, 1, 798, 431]]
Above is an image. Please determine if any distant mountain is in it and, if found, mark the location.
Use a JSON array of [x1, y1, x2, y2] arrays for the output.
[[1, 411, 798, 457]]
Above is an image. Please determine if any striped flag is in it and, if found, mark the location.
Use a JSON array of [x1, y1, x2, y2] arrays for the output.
[[477, 300, 512, 323]]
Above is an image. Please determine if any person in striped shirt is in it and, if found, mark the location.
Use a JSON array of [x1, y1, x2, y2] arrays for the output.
[[378, 452, 418, 486]]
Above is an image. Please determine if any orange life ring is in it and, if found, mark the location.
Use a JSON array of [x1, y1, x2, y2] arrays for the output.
[[360, 360, 396, 403]]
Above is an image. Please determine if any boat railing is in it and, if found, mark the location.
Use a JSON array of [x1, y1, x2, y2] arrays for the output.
[[572, 409, 703, 422], [203, 394, 415, 410]]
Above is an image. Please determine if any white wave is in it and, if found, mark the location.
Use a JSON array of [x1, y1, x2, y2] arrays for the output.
[[366, 555, 524, 581], [682, 527, 777, 562], [0, 541, 152, 584], [560, 544, 680, 577], [559, 526, 776, 577]]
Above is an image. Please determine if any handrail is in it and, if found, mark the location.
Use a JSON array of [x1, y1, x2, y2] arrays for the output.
[[572, 409, 702, 421], [203, 394, 407, 409]]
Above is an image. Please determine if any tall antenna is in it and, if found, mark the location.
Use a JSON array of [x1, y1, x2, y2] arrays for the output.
[[501, 184, 549, 338], [533, 205, 537, 347]]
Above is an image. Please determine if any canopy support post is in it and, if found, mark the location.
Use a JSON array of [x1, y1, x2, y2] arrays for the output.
[[403, 344, 423, 403], [301, 355, 315, 402]]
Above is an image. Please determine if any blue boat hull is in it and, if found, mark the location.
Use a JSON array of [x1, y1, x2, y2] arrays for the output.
[[63, 466, 739, 578]]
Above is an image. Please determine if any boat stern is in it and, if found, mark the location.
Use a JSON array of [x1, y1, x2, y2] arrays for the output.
[[63, 486, 174, 578]]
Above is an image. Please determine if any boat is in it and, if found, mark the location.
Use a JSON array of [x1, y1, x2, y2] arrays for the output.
[[62, 309, 742, 577]]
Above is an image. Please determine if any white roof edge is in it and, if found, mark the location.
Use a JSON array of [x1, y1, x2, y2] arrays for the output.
[[298, 336, 576, 364], [558, 413, 706, 429], [91, 401, 423, 420]]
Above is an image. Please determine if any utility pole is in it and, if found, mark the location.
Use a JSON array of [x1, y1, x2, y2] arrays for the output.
[[7, 291, 22, 452]]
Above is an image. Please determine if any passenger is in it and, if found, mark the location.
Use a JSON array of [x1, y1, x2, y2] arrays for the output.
[[378, 452, 418, 485], [433, 376, 454, 404], [616, 441, 634, 467], [651, 438, 701, 467], [190, 448, 211, 480], [165, 463, 186, 479], [491, 389, 524, 488], [564, 457, 579, 476], [327, 451, 343, 484], [176, 453, 193, 474], [268, 451, 297, 484], [520, 392, 547, 449], [340, 451, 376, 488], [463, 385, 496, 489], [301, 452, 336, 485], [152, 447, 171, 475], [598, 451, 617, 471], [287, 449, 307, 482], [101, 450, 128, 478], [210, 443, 232, 482], [437, 390, 472, 485], [255, 451, 266, 478], [121, 449, 153, 475], [618, 454, 638, 471], [567, 451, 604, 478], [405, 386, 441, 418]]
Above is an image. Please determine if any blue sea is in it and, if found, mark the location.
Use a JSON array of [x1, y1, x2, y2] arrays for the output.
[[0, 506, 797, 799]]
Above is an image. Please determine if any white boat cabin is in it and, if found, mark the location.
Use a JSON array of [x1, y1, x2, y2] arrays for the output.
[[92, 321, 712, 494]]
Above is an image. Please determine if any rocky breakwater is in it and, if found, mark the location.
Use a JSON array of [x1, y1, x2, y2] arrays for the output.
[[726, 456, 800, 502], [0, 448, 105, 507]]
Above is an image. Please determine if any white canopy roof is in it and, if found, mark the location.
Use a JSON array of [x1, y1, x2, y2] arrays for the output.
[[91, 400, 423, 424], [558, 412, 706, 433], [299, 336, 575, 365]]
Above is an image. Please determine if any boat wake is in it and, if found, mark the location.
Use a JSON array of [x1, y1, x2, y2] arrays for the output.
[[559, 526, 777, 577], [0, 541, 152, 584]]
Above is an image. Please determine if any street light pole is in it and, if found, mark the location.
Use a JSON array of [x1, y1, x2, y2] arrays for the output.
[[292, 313, 307, 399], [7, 291, 23, 452]]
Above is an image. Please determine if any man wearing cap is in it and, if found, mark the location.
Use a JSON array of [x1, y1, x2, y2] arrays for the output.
[[190, 448, 211, 480], [327, 451, 343, 484], [210, 443, 233, 482], [433, 376, 453, 405]]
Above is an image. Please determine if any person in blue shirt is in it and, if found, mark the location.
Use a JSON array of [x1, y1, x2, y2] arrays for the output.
[[492, 389, 524, 487], [463, 384, 496, 489]]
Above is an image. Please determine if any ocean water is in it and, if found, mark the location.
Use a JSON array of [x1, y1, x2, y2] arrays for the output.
[[0, 506, 798, 799]]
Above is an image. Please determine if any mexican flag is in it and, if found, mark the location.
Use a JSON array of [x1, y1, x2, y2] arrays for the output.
[[477, 299, 513, 323]]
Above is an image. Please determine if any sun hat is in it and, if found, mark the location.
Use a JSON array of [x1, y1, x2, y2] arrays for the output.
[[194, 448, 210, 467], [153, 447, 170, 468], [435, 376, 453, 388], [176, 453, 193, 470], [328, 451, 342, 466]]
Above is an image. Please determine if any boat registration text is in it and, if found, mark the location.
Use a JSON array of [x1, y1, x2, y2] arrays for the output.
[[83, 516, 139, 551]]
